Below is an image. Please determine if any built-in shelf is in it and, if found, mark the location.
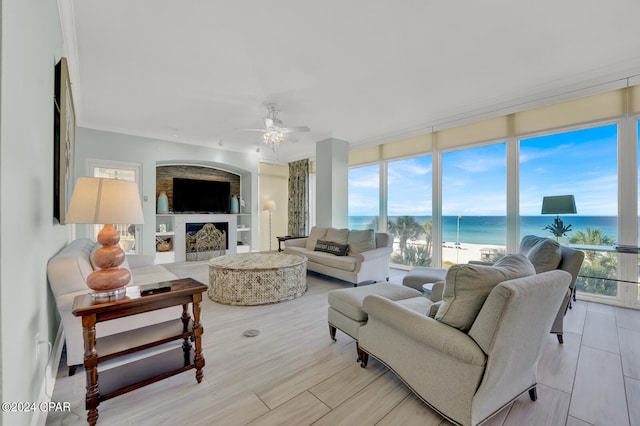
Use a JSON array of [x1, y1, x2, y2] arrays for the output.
[[155, 251, 175, 264], [155, 231, 175, 237], [237, 228, 251, 232]]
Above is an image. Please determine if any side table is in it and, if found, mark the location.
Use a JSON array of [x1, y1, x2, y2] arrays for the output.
[[276, 235, 306, 251], [422, 283, 434, 299], [72, 278, 207, 425]]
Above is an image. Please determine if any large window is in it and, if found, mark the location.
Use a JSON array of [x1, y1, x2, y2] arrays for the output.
[[441, 143, 507, 266], [520, 124, 619, 297], [387, 156, 432, 267], [348, 164, 380, 230]]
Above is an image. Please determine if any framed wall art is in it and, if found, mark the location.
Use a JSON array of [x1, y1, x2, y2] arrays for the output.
[[54, 57, 76, 224]]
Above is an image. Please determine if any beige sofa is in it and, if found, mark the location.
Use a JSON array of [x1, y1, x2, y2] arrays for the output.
[[358, 255, 572, 426], [284, 227, 393, 286], [47, 238, 182, 374]]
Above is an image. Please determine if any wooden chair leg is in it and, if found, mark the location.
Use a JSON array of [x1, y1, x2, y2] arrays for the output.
[[557, 333, 564, 344], [329, 325, 337, 341], [529, 387, 537, 401], [356, 342, 368, 368], [68, 365, 78, 376]]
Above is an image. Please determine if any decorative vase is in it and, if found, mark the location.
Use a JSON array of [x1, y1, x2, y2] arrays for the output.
[[230, 196, 239, 214], [157, 191, 169, 214]]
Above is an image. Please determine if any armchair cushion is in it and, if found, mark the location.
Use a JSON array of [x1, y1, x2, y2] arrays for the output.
[[305, 226, 328, 250], [325, 227, 350, 245], [519, 235, 562, 273], [347, 229, 376, 254], [435, 254, 535, 331]]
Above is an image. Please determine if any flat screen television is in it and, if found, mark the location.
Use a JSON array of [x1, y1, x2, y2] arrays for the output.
[[172, 178, 230, 213]]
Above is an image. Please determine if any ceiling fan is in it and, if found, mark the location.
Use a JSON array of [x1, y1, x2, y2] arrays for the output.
[[240, 103, 310, 152]]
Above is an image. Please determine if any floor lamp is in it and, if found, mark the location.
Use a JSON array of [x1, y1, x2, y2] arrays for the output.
[[263, 200, 277, 251], [542, 195, 577, 240]]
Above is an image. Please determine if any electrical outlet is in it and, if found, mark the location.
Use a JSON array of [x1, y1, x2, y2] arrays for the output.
[[35, 332, 40, 361]]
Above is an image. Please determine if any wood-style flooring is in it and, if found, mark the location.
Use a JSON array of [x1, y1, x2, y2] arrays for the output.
[[46, 262, 640, 426]]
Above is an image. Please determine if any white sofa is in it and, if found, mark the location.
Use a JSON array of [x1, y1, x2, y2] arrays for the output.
[[283, 227, 393, 286], [47, 238, 182, 374]]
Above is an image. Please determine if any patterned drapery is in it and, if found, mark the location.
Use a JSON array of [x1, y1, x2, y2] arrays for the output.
[[288, 159, 309, 237]]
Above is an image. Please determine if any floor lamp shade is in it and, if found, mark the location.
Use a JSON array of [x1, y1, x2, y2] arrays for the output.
[[263, 199, 277, 212], [541, 195, 577, 215], [66, 177, 145, 294]]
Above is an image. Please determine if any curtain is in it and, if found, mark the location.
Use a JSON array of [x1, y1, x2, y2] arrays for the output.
[[288, 159, 309, 236]]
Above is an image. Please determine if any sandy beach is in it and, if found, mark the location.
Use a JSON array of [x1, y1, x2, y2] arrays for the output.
[[395, 240, 507, 265], [441, 242, 506, 265]]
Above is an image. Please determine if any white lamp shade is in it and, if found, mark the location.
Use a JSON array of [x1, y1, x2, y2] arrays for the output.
[[263, 199, 277, 212], [66, 177, 145, 224]]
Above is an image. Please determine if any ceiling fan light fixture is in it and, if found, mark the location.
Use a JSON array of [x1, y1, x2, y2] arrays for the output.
[[241, 103, 310, 154]]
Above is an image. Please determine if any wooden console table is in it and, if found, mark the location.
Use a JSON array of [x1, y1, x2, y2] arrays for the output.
[[276, 235, 306, 251], [72, 278, 207, 425]]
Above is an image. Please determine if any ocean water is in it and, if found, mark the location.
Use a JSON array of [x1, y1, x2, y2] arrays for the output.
[[348, 215, 618, 245]]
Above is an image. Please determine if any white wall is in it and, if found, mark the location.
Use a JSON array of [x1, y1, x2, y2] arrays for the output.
[[259, 163, 289, 250], [0, 0, 67, 424], [316, 138, 349, 228], [74, 128, 260, 254]]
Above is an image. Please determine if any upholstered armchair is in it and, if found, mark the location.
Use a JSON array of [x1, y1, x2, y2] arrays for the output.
[[359, 256, 572, 426], [405, 235, 584, 343], [497, 235, 584, 343]]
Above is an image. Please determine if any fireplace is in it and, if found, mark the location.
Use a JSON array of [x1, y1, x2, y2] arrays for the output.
[[185, 222, 229, 261]]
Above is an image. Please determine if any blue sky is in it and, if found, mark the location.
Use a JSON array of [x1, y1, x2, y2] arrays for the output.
[[349, 123, 620, 216]]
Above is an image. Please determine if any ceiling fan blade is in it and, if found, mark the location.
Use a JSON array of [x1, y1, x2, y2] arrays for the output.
[[281, 126, 310, 133], [237, 128, 267, 132]]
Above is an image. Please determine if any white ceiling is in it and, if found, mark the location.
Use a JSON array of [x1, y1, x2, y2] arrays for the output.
[[63, 0, 640, 163]]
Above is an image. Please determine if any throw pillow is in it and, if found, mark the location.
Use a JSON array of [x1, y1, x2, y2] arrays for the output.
[[325, 227, 350, 245], [435, 254, 536, 331], [315, 239, 350, 256], [306, 226, 328, 250], [347, 229, 376, 255], [427, 301, 442, 318], [519, 235, 562, 273]]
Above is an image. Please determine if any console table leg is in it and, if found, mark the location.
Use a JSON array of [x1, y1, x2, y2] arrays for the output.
[[181, 303, 192, 366], [192, 294, 205, 383], [82, 315, 99, 426]]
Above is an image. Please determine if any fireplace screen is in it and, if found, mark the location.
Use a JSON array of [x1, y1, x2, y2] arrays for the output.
[[185, 222, 228, 261]]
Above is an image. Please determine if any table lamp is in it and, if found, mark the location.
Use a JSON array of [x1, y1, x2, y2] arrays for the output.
[[66, 177, 145, 296], [541, 195, 577, 239], [263, 199, 277, 251]]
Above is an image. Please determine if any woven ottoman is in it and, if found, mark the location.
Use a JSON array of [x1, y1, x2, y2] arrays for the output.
[[328, 283, 421, 364], [402, 266, 447, 291]]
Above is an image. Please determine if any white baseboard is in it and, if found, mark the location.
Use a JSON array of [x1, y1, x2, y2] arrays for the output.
[[30, 325, 64, 426]]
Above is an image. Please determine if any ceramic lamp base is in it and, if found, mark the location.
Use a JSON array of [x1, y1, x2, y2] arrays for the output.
[[88, 224, 131, 293]]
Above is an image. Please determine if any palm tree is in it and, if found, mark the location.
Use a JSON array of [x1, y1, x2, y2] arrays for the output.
[[569, 226, 617, 295], [569, 227, 616, 262], [422, 219, 433, 257], [543, 217, 572, 239], [388, 216, 423, 256]]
